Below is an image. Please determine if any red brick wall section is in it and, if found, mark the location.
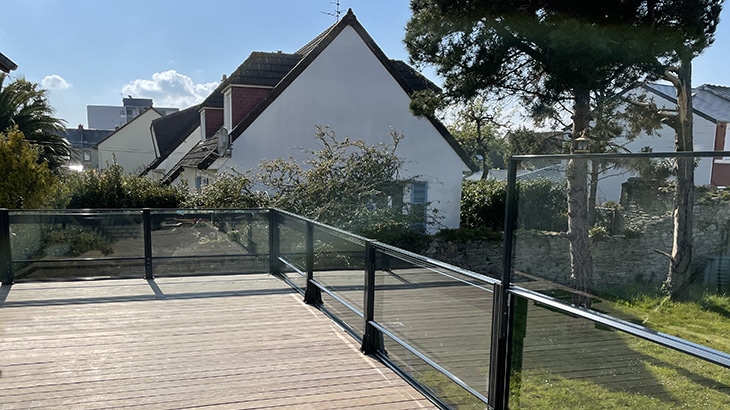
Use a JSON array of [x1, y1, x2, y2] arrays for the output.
[[231, 87, 270, 128], [711, 123, 729, 186], [711, 163, 730, 186], [204, 108, 223, 140]]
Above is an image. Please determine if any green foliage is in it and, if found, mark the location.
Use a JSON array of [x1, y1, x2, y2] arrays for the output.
[[183, 173, 269, 209], [256, 126, 431, 239], [460, 179, 508, 231], [405, 1, 677, 111], [0, 128, 59, 209], [435, 226, 503, 242], [461, 178, 568, 232], [42, 228, 113, 257], [507, 127, 566, 157], [65, 163, 187, 208], [0, 74, 69, 172], [447, 96, 507, 173], [588, 226, 609, 241]]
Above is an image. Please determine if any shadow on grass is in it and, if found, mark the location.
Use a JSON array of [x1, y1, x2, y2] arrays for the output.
[[510, 293, 730, 409]]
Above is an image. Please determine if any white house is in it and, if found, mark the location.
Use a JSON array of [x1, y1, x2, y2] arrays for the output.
[[151, 9, 477, 229], [96, 107, 163, 173], [142, 105, 202, 181], [594, 82, 730, 203]]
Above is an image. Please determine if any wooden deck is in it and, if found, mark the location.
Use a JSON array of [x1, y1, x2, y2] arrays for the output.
[[0, 274, 436, 409]]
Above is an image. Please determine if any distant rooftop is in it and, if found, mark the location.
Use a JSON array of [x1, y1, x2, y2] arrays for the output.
[[0, 51, 17, 73]]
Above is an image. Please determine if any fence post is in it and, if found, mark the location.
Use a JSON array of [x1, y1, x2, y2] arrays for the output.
[[268, 209, 280, 275], [488, 157, 520, 409], [0, 209, 13, 285], [304, 220, 321, 305], [143, 208, 153, 280], [361, 241, 381, 354]]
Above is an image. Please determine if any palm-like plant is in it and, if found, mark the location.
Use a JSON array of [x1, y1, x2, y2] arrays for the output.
[[0, 73, 69, 171]]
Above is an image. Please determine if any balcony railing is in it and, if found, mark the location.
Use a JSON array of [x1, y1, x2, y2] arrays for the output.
[[2, 152, 729, 409]]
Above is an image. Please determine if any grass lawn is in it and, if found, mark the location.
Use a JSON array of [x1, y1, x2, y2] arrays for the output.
[[511, 292, 730, 409], [414, 292, 729, 409]]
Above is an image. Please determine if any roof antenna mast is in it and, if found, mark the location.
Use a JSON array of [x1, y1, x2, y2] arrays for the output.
[[322, 1, 341, 21]]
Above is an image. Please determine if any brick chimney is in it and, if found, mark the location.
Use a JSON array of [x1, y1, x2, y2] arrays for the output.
[[223, 85, 271, 131], [200, 107, 223, 141]]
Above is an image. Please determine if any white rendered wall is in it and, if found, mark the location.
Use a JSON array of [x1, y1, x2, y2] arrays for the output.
[[97, 109, 161, 173], [596, 109, 719, 203], [224, 26, 469, 228]]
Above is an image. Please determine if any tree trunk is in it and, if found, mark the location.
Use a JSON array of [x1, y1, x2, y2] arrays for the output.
[[568, 89, 594, 308], [665, 58, 695, 299], [480, 149, 490, 180]]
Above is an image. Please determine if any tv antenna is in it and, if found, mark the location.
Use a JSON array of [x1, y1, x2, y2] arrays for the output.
[[322, 1, 342, 21]]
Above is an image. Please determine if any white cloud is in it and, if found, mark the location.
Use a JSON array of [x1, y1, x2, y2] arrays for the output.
[[41, 74, 71, 90], [121, 70, 219, 109]]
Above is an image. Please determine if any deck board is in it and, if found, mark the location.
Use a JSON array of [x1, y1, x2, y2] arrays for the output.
[[0, 275, 435, 409]]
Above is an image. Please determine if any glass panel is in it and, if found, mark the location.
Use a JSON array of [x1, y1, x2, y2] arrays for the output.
[[321, 291, 364, 337], [509, 153, 730, 353], [382, 336, 487, 409], [278, 213, 307, 290], [509, 295, 730, 409], [311, 225, 365, 314], [9, 210, 144, 280], [375, 249, 493, 401], [150, 209, 270, 277]]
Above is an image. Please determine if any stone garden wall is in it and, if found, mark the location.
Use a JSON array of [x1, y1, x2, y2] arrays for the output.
[[425, 198, 730, 290]]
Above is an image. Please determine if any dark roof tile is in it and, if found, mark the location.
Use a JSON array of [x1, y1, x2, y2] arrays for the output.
[[200, 52, 302, 108], [141, 105, 202, 175]]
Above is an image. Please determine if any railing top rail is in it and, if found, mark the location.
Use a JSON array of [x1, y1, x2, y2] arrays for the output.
[[4, 208, 269, 213], [510, 150, 730, 161], [273, 208, 370, 246], [373, 240, 500, 286], [274, 208, 499, 286]]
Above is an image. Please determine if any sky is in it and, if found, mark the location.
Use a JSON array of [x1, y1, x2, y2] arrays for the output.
[[2, 0, 730, 129]]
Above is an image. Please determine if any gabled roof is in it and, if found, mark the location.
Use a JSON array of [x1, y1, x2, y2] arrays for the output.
[[641, 82, 730, 123], [699, 84, 730, 102], [200, 52, 302, 109], [223, 8, 477, 171], [141, 104, 201, 175], [0, 51, 17, 73], [94, 107, 163, 148], [160, 136, 218, 183], [161, 9, 478, 184], [62, 128, 114, 149]]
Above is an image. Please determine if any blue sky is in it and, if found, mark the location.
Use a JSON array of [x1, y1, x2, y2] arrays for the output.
[[2, 0, 729, 129]]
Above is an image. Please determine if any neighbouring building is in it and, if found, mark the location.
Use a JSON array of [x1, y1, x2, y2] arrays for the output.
[[63, 125, 114, 170], [0, 51, 17, 73], [145, 9, 478, 229], [87, 97, 178, 130], [596, 82, 730, 203], [95, 107, 166, 172]]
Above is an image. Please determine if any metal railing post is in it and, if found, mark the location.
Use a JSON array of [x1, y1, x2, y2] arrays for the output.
[[361, 241, 381, 354], [0, 209, 13, 285], [268, 209, 280, 275], [143, 208, 153, 280], [488, 157, 520, 409], [304, 220, 321, 305]]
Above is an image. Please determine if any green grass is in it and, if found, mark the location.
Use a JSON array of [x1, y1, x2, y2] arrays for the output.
[[511, 292, 730, 409], [416, 292, 730, 409], [606, 292, 730, 353]]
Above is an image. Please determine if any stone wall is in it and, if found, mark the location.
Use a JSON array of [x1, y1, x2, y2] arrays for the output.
[[425, 198, 730, 290]]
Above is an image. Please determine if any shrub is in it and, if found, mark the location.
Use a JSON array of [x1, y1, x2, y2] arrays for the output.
[[0, 129, 59, 209], [182, 173, 269, 209], [461, 178, 568, 232], [65, 163, 187, 208]]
